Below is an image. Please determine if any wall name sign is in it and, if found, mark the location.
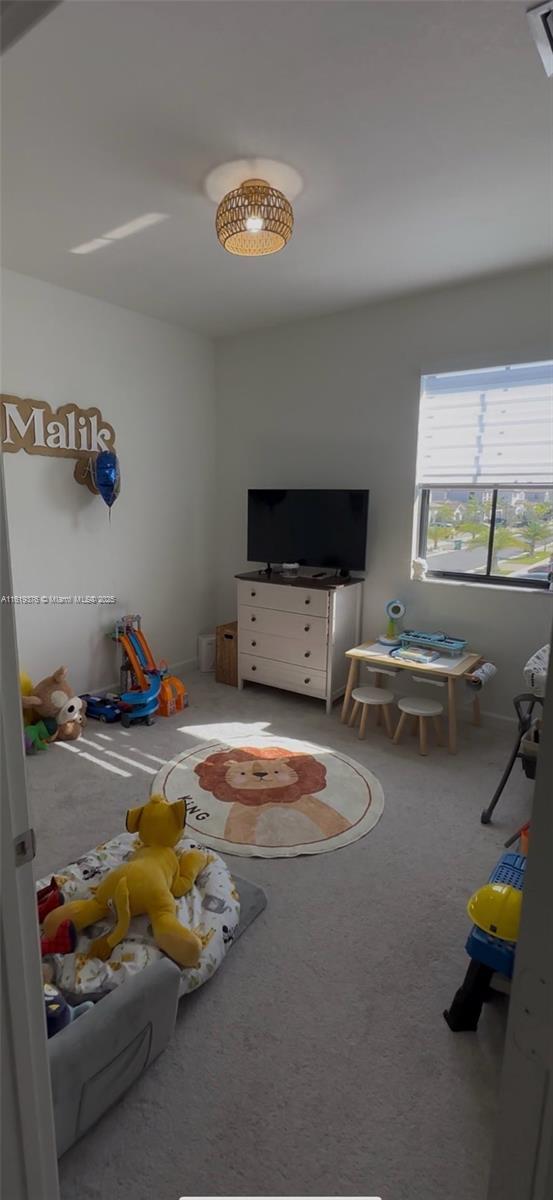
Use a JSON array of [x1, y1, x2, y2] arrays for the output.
[[0, 395, 116, 459]]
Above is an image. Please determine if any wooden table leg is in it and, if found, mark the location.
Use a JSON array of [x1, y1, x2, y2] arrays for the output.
[[382, 704, 394, 739], [472, 692, 481, 727], [447, 676, 457, 754], [359, 704, 368, 739], [375, 671, 382, 726], [393, 711, 408, 744], [341, 658, 358, 723], [419, 717, 428, 756]]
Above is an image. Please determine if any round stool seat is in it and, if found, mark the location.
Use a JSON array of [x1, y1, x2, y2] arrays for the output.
[[397, 695, 443, 717], [352, 686, 394, 706]]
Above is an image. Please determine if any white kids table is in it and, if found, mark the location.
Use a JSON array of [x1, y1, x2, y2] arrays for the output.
[[341, 641, 483, 754]]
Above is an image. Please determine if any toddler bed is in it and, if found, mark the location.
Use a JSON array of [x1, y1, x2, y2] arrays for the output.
[[39, 834, 266, 1156], [38, 831, 240, 1000]]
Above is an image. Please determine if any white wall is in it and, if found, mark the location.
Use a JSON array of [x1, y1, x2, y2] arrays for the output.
[[215, 264, 553, 718], [4, 264, 551, 714], [2, 270, 216, 693]]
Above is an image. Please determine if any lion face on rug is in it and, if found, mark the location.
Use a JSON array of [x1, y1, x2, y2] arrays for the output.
[[194, 746, 349, 847], [195, 747, 327, 807]]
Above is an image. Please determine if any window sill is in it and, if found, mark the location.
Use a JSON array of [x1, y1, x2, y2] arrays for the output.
[[415, 575, 552, 596]]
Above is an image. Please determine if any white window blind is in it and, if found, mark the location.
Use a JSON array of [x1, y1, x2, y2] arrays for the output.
[[416, 361, 553, 487]]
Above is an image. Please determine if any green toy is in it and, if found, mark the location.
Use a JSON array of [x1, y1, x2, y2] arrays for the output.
[[25, 720, 53, 753], [378, 599, 406, 648]]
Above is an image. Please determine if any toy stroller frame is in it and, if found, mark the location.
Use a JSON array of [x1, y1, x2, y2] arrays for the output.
[[480, 693, 543, 825]]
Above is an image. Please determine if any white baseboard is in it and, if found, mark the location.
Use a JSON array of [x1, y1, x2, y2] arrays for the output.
[[89, 676, 120, 699], [479, 708, 517, 725], [89, 658, 198, 699], [170, 657, 198, 677]]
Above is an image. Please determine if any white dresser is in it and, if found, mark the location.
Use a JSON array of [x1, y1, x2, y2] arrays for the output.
[[236, 572, 363, 714]]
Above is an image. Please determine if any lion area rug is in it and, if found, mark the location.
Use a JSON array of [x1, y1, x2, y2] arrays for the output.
[[152, 735, 385, 858]]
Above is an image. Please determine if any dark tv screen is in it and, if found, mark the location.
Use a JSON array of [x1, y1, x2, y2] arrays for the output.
[[247, 489, 369, 571]]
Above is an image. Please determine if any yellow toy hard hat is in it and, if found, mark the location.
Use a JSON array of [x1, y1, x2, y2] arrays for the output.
[[467, 883, 522, 943]]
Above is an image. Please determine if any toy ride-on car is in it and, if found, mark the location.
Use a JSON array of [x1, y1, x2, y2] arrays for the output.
[[80, 694, 122, 723]]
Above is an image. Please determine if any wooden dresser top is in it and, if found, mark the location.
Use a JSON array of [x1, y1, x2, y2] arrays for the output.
[[235, 570, 363, 592]]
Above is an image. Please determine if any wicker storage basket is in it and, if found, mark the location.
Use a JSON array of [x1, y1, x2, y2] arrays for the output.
[[216, 621, 238, 687]]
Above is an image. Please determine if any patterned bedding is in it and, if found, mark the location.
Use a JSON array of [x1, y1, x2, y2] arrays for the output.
[[37, 833, 240, 1001]]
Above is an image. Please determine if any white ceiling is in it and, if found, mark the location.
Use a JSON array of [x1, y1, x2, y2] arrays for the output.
[[2, 0, 552, 336]]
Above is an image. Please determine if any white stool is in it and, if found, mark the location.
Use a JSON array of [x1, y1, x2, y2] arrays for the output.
[[393, 696, 445, 756], [349, 686, 395, 739]]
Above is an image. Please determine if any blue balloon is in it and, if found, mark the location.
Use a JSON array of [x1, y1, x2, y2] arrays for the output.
[[93, 451, 120, 509]]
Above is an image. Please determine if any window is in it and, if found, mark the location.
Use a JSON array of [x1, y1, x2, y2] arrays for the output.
[[415, 361, 553, 589]]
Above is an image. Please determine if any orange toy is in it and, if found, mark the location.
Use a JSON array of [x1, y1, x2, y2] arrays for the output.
[[114, 615, 187, 719]]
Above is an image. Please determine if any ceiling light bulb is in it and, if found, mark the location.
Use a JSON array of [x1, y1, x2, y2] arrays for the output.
[[215, 178, 293, 256]]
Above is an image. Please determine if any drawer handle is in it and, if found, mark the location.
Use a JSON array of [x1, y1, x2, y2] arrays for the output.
[[251, 640, 257, 647], [251, 665, 257, 672], [251, 590, 256, 597], [304, 624, 310, 632], [304, 677, 311, 684], [305, 597, 311, 605], [250, 615, 256, 622], [304, 651, 311, 658]]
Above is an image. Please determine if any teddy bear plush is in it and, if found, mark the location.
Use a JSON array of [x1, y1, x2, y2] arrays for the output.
[[21, 666, 86, 742]]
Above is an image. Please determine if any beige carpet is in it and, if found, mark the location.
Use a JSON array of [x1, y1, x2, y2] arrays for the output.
[[29, 672, 531, 1200]]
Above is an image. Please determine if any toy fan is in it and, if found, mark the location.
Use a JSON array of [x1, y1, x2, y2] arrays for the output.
[[378, 599, 405, 647]]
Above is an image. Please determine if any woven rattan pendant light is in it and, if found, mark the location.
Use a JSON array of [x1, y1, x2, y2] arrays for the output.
[[216, 178, 294, 256]]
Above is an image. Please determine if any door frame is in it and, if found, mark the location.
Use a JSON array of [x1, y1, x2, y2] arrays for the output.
[[488, 620, 553, 1198], [0, 449, 60, 1200]]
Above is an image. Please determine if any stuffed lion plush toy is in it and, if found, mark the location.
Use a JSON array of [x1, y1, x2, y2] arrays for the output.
[[43, 795, 209, 969]]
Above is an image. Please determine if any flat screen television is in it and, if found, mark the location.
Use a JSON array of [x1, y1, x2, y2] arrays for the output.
[[247, 489, 369, 572]]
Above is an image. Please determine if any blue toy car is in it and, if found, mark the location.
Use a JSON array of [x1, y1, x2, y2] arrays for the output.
[[80, 693, 122, 723]]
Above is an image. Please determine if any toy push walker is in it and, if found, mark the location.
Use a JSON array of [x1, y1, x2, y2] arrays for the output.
[[113, 615, 187, 726], [444, 850, 525, 1032]]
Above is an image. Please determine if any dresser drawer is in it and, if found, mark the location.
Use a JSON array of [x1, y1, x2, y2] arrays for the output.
[[239, 629, 328, 671], [237, 579, 328, 618], [238, 653, 327, 699], [238, 605, 327, 644]]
